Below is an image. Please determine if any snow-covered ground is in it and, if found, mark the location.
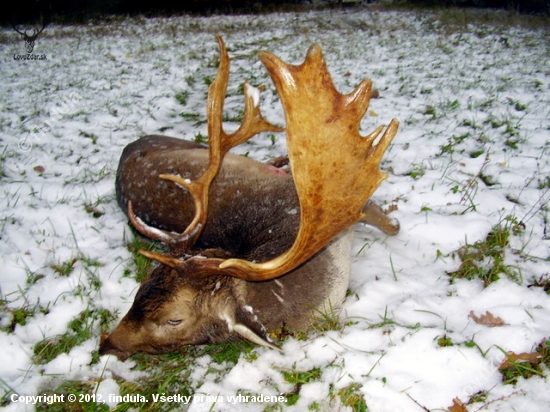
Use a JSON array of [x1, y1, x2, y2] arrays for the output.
[[1, 5, 549, 412]]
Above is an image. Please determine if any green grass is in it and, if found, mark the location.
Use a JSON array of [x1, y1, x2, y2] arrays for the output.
[[498, 339, 550, 385], [106, 341, 279, 410], [33, 308, 116, 365], [281, 367, 322, 406], [201, 340, 258, 365], [0, 302, 50, 333], [33, 342, 272, 412], [447, 216, 523, 287], [179, 112, 206, 127], [124, 228, 166, 282], [50, 258, 77, 277], [35, 381, 110, 412], [83, 196, 108, 218], [466, 390, 489, 405], [174, 90, 189, 106], [436, 335, 454, 347], [280, 366, 368, 411], [78, 130, 98, 145], [331, 382, 368, 412], [310, 300, 354, 333], [193, 132, 208, 145], [0, 146, 16, 178], [113, 352, 195, 412], [407, 163, 426, 180]]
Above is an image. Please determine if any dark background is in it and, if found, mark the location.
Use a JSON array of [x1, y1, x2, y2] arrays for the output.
[[5, 0, 550, 25]]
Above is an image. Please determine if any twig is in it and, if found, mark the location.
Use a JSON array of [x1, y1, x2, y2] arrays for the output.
[[473, 389, 524, 411], [406, 393, 431, 411]]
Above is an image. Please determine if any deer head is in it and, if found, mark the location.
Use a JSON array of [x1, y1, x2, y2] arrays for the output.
[[12, 23, 46, 53], [99, 36, 398, 360]]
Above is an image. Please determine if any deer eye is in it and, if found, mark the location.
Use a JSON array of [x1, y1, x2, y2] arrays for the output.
[[167, 319, 182, 326]]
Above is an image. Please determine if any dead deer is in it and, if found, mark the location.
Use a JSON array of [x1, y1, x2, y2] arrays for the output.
[[99, 36, 399, 360]]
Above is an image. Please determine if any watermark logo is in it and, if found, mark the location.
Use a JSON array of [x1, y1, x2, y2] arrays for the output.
[[13, 22, 47, 60]]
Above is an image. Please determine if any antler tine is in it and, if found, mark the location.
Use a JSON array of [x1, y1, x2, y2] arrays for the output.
[[138, 35, 282, 250], [215, 44, 399, 281], [127, 201, 200, 249], [12, 22, 46, 40], [12, 24, 25, 37]]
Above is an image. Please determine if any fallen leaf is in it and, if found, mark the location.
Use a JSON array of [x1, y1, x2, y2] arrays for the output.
[[468, 310, 506, 327], [499, 351, 543, 370], [33, 165, 45, 173], [448, 397, 469, 412], [368, 110, 378, 117]]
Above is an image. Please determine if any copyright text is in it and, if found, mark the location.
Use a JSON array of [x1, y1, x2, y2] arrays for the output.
[[10, 392, 287, 405]]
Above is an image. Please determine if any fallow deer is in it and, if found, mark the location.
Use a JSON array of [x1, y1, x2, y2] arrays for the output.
[[99, 36, 399, 360]]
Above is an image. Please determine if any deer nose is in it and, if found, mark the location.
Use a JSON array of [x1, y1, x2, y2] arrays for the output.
[[99, 334, 131, 361]]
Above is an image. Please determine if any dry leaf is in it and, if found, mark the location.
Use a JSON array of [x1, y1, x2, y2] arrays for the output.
[[468, 310, 506, 327], [368, 110, 378, 117], [33, 165, 45, 173], [448, 397, 469, 412], [499, 351, 543, 370]]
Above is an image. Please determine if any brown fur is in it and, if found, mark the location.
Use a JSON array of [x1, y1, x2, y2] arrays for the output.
[[100, 135, 398, 359]]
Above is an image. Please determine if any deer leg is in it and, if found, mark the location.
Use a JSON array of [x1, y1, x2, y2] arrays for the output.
[[360, 201, 400, 235]]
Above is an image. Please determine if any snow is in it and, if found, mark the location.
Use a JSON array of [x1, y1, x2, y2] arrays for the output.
[[245, 83, 261, 108], [1, 5, 550, 412]]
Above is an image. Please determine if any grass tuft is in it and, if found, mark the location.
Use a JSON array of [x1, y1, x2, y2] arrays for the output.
[[310, 300, 350, 333], [174, 90, 189, 106], [498, 339, 550, 385], [0, 302, 50, 333], [125, 228, 166, 282], [35, 381, 110, 412], [33, 308, 116, 365], [281, 367, 322, 406], [332, 382, 368, 412], [50, 258, 77, 277], [447, 216, 523, 287]]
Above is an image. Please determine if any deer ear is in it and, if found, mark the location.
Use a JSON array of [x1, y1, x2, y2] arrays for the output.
[[228, 306, 282, 351]]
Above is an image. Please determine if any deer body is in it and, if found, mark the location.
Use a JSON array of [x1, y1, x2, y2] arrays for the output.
[[99, 37, 399, 360], [104, 135, 353, 359], [116, 136, 300, 259]]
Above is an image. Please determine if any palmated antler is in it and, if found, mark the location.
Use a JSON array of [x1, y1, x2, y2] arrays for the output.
[[134, 37, 398, 281], [219, 45, 399, 280], [129, 35, 282, 252]]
